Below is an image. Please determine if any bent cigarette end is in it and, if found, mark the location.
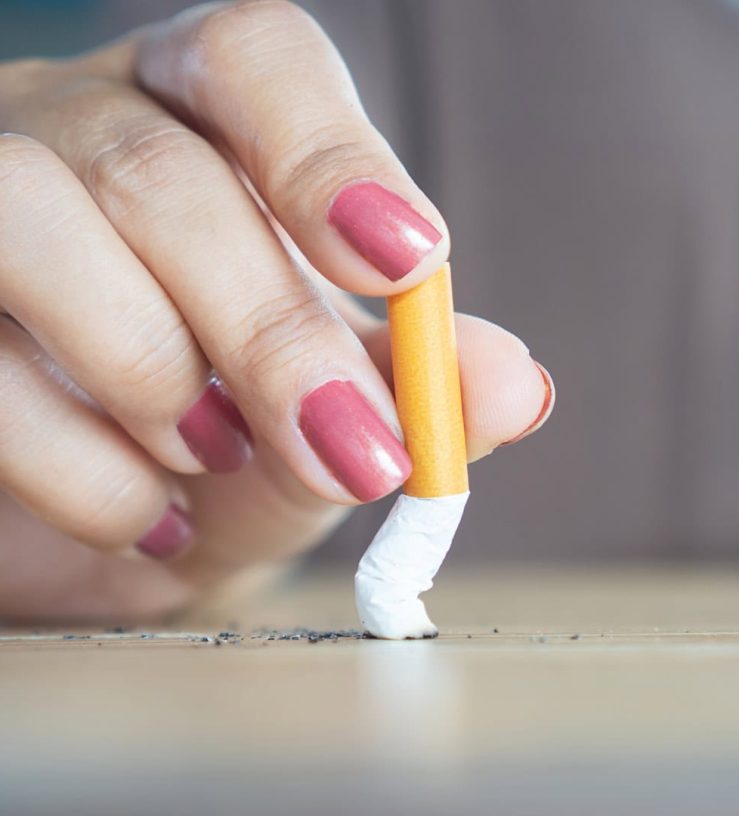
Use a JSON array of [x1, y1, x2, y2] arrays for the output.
[[355, 492, 469, 639]]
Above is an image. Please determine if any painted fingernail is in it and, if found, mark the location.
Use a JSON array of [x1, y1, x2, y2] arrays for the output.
[[299, 379, 412, 501], [328, 181, 442, 282], [178, 379, 254, 473], [501, 362, 555, 446], [136, 504, 194, 560]]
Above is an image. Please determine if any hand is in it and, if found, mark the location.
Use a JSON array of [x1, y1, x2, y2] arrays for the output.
[[0, 1, 553, 622]]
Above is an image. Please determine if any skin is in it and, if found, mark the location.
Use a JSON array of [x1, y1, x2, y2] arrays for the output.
[[0, 1, 553, 623]]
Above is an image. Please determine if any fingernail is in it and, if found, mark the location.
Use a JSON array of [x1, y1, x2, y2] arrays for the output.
[[299, 379, 412, 501], [328, 181, 442, 282], [178, 378, 253, 473], [501, 362, 555, 446], [136, 504, 194, 560]]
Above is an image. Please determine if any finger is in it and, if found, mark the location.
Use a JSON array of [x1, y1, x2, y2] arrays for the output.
[[0, 315, 194, 558], [10, 89, 411, 505], [360, 313, 555, 462], [0, 133, 253, 476], [178, 310, 554, 586], [0, 492, 196, 623], [136, 0, 450, 296], [297, 284, 554, 458]]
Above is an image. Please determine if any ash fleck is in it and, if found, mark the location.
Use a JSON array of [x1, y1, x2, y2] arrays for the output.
[[251, 628, 369, 643]]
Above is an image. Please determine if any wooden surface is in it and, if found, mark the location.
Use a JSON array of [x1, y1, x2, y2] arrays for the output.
[[3, 565, 739, 815]]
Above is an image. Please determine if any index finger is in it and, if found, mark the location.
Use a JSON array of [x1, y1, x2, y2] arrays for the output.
[[135, 0, 450, 296]]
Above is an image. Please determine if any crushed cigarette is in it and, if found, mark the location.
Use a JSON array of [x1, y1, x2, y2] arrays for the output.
[[355, 491, 469, 639]]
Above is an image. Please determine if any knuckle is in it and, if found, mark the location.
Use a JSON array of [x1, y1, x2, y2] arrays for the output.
[[222, 287, 333, 379], [197, 0, 311, 49], [0, 135, 86, 237], [112, 300, 196, 396], [265, 133, 366, 211], [0, 134, 84, 246], [236, 0, 314, 29], [85, 120, 203, 204], [0, 134, 58, 192], [192, 0, 317, 79], [192, 4, 249, 60]]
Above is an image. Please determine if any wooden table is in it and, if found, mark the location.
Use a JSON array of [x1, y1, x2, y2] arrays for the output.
[[2, 565, 739, 815]]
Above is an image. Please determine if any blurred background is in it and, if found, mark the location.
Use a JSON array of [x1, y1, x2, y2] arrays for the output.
[[2, 0, 739, 565]]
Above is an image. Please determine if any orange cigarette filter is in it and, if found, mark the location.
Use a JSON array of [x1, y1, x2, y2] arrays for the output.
[[387, 263, 469, 498]]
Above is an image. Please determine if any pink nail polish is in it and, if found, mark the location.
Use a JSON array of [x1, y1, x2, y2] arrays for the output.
[[178, 379, 253, 473], [299, 380, 412, 501], [328, 181, 442, 282], [136, 505, 194, 560]]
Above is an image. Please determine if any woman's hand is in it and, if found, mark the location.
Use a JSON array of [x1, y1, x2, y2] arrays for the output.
[[0, 1, 553, 622]]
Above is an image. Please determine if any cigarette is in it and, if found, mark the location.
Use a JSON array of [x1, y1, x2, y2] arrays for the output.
[[355, 263, 469, 639]]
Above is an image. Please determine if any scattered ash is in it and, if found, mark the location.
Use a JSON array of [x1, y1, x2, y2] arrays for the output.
[[52, 628, 370, 647], [250, 628, 369, 644], [50, 631, 242, 646], [214, 631, 244, 646], [182, 632, 246, 647]]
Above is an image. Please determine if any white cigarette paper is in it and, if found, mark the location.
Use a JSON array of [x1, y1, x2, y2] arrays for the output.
[[355, 492, 470, 639]]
